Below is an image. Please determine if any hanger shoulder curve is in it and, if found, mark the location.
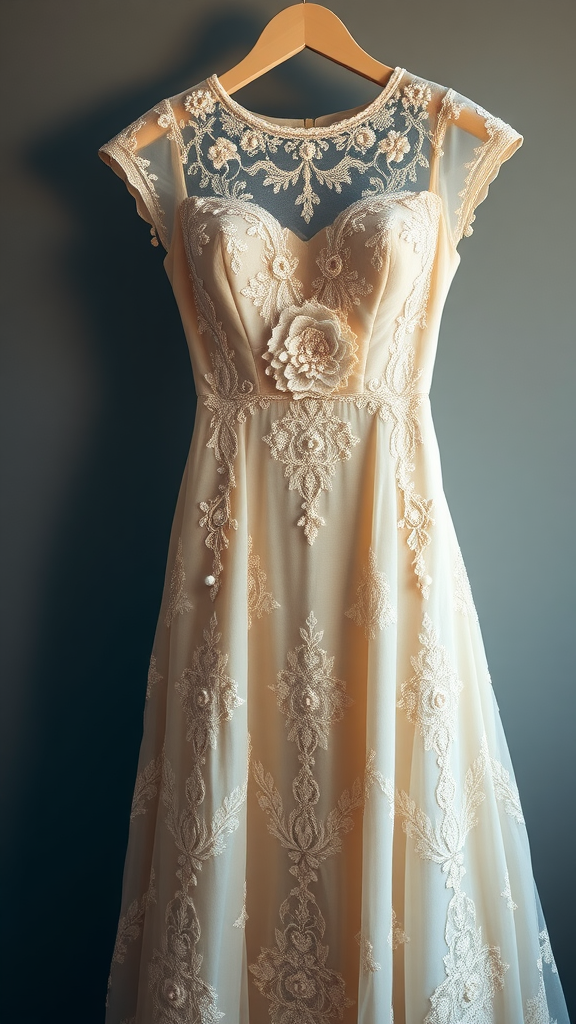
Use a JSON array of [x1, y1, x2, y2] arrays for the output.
[[218, 3, 394, 95]]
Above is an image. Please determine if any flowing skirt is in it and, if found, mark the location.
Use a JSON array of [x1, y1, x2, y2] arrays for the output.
[[105, 398, 569, 1024]]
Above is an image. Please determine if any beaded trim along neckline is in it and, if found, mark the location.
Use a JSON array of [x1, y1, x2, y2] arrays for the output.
[[207, 67, 406, 138]]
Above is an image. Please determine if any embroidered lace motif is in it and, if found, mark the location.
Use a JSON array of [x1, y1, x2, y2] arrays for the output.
[[537, 929, 558, 975], [146, 614, 248, 1023], [112, 869, 157, 966], [130, 753, 163, 820], [263, 400, 360, 544], [100, 117, 168, 247], [364, 749, 395, 817], [455, 106, 522, 241], [500, 871, 518, 912], [190, 191, 367, 329], [358, 192, 439, 596], [247, 535, 280, 628], [398, 613, 462, 754], [355, 931, 381, 973], [431, 88, 522, 244], [345, 546, 396, 639], [102, 67, 521, 261], [175, 613, 244, 749], [397, 615, 509, 1023], [180, 207, 271, 599], [480, 735, 525, 824], [453, 546, 478, 621], [171, 69, 437, 230], [525, 979, 559, 1024], [430, 90, 463, 159], [106, 765, 162, 1004], [164, 538, 193, 627], [388, 908, 410, 951], [233, 881, 249, 929], [249, 611, 364, 1019], [146, 653, 163, 700]]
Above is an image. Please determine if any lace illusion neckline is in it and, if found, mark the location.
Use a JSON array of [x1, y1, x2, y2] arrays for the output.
[[207, 67, 406, 138]]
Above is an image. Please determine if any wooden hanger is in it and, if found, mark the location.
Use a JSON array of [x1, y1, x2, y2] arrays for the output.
[[218, 2, 486, 138], [106, 0, 485, 152], [218, 2, 395, 94]]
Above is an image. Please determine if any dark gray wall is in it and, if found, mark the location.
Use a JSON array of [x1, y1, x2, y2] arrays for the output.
[[1, 1, 574, 1021]]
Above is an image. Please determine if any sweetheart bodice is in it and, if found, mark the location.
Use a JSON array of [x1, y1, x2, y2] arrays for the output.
[[176, 190, 443, 400]]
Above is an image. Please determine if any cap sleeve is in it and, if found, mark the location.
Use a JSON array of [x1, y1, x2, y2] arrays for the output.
[[433, 88, 523, 248], [98, 98, 187, 252]]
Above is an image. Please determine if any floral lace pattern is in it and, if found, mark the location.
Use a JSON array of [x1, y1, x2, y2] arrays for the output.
[[233, 881, 249, 930], [187, 196, 305, 322], [130, 753, 163, 820], [500, 871, 518, 912], [398, 613, 462, 753], [249, 611, 363, 1019], [525, 979, 559, 1024], [455, 104, 522, 242], [453, 546, 478, 621], [100, 115, 168, 246], [196, 69, 434, 229], [263, 399, 360, 543], [397, 614, 509, 1023], [147, 614, 248, 1023], [355, 931, 381, 973], [148, 759, 244, 1022], [312, 235, 372, 315], [164, 537, 193, 627], [387, 909, 410, 951], [147, 652, 163, 700], [247, 535, 280, 628], [111, 869, 157, 966], [364, 748, 395, 819], [175, 612, 244, 749], [181, 200, 271, 599], [355, 191, 440, 596], [538, 929, 558, 975], [345, 546, 396, 639], [480, 735, 525, 825]]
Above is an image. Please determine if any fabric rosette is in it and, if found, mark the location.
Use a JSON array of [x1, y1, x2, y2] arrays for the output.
[[263, 300, 358, 397]]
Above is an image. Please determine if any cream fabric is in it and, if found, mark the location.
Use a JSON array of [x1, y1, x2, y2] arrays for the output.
[[99, 68, 569, 1024]]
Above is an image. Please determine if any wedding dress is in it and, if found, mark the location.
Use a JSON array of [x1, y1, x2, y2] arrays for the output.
[[99, 66, 570, 1023]]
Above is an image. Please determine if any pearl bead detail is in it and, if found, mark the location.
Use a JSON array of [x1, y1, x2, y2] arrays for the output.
[[204, 574, 216, 586]]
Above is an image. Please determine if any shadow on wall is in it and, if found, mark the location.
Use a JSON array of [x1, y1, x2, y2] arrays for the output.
[[2, 8, 386, 1024]]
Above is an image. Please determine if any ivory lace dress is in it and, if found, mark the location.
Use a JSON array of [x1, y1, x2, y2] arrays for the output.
[[99, 67, 570, 1024]]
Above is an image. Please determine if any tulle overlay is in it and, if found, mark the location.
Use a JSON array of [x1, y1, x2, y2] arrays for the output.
[[99, 68, 569, 1023]]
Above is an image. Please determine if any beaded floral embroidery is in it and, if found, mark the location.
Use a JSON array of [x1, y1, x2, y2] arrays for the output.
[[155, 69, 437, 233]]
